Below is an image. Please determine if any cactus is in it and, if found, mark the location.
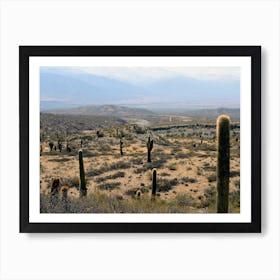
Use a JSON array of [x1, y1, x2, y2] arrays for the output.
[[151, 168, 157, 200], [120, 139, 123, 155], [135, 189, 141, 199], [66, 144, 71, 152], [78, 149, 87, 197], [200, 133, 203, 144], [49, 142, 54, 152], [216, 115, 230, 213], [50, 177, 60, 206], [147, 136, 154, 162], [60, 185, 69, 211]]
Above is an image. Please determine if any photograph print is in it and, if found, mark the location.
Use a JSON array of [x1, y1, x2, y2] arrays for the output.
[[20, 46, 261, 232], [40, 66, 240, 214]]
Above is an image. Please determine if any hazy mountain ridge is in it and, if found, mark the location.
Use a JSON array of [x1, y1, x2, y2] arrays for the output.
[[44, 104, 239, 120], [45, 104, 155, 116], [40, 71, 240, 110], [181, 108, 240, 119]]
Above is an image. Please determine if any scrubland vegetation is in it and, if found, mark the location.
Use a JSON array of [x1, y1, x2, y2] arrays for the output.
[[40, 112, 240, 213]]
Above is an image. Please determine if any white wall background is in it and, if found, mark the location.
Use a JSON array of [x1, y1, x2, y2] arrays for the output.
[[0, 0, 279, 279]]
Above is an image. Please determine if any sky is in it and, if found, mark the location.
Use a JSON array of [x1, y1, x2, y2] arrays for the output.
[[41, 66, 240, 84], [40, 66, 240, 110]]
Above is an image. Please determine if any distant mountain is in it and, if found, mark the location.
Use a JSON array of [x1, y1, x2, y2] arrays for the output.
[[182, 108, 240, 119], [45, 104, 155, 116], [40, 72, 144, 108], [40, 71, 240, 110]]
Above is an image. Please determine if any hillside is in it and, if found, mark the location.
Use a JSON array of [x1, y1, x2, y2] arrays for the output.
[[44, 104, 155, 116], [182, 108, 240, 119]]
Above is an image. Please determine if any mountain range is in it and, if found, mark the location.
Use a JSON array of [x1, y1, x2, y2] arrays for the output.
[[45, 104, 240, 120], [45, 104, 155, 116], [40, 71, 240, 111]]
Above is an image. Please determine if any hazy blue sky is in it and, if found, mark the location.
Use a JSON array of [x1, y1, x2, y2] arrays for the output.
[[40, 67, 240, 110], [41, 66, 240, 84]]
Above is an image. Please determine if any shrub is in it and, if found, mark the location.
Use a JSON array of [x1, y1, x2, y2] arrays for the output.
[[158, 178, 179, 192], [88, 161, 130, 177], [174, 193, 196, 207], [229, 189, 240, 208], [48, 157, 71, 162], [234, 180, 240, 187], [203, 165, 216, 172], [160, 172, 170, 177], [130, 157, 143, 165], [60, 176, 80, 189], [181, 176, 197, 184], [108, 161, 131, 170], [125, 186, 150, 197], [167, 165, 177, 171], [207, 174, 216, 183], [134, 163, 153, 174], [230, 170, 240, 177], [95, 171, 125, 182], [175, 153, 189, 159], [40, 192, 211, 214], [201, 186, 217, 208], [98, 181, 121, 190]]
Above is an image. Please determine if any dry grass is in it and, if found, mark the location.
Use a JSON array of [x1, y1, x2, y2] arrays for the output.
[[40, 115, 240, 213]]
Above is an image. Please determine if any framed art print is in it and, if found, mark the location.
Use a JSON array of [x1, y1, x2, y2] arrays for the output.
[[19, 46, 261, 233]]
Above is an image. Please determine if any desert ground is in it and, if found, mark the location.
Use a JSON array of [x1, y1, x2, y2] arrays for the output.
[[40, 112, 240, 213]]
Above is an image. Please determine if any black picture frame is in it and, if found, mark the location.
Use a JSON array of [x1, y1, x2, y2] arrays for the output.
[[20, 46, 261, 233]]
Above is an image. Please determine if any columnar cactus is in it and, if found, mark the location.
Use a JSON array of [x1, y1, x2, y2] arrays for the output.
[[58, 143, 62, 153], [151, 168, 157, 200], [147, 136, 154, 163], [120, 139, 123, 155], [79, 149, 87, 197], [49, 142, 54, 152], [216, 115, 230, 213]]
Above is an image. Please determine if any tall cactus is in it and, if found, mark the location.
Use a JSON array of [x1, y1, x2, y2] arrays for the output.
[[49, 142, 54, 152], [151, 168, 157, 200], [120, 139, 124, 155], [216, 115, 230, 213], [78, 149, 87, 197], [147, 136, 154, 162]]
